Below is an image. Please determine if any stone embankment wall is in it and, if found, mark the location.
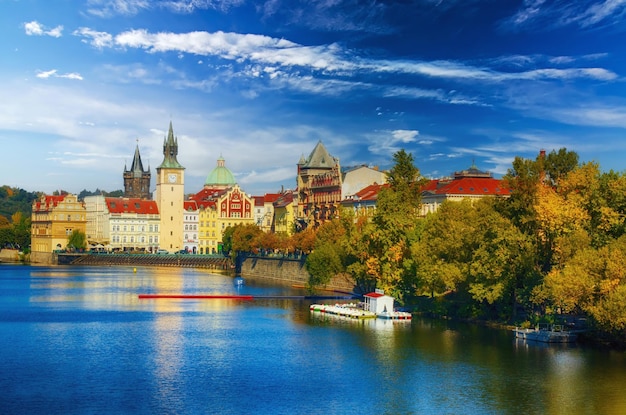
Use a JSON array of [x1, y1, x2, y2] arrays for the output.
[[239, 256, 356, 293], [0, 249, 21, 262], [71, 254, 232, 270]]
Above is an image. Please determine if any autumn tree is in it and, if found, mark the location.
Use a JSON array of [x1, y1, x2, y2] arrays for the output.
[[358, 149, 428, 301]]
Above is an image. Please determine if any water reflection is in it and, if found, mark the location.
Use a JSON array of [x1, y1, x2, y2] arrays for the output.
[[2, 264, 626, 415]]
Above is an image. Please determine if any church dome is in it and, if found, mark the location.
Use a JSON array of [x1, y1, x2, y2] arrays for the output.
[[204, 156, 236, 187]]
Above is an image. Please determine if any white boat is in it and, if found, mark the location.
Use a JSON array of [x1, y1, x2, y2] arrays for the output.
[[513, 323, 577, 343]]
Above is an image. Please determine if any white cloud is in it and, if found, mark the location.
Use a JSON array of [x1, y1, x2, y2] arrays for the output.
[[506, 0, 626, 30], [85, 0, 150, 17], [36, 70, 83, 81], [23, 21, 63, 37], [74, 27, 114, 49]]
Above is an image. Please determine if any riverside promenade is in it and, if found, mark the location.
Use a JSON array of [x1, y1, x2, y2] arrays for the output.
[[59, 253, 356, 292], [67, 253, 232, 270]]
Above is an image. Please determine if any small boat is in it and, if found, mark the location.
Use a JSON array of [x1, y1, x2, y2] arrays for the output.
[[513, 323, 577, 343]]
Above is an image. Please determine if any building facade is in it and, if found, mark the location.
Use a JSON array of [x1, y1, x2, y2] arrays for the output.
[[420, 164, 511, 215], [84, 195, 110, 247], [105, 197, 160, 252], [296, 141, 342, 229], [273, 190, 295, 236], [183, 200, 199, 253], [31, 193, 87, 256], [155, 122, 185, 253], [341, 165, 386, 200]]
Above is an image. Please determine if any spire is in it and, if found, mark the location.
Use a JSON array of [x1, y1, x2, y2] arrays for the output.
[[130, 142, 145, 174], [158, 121, 184, 169]]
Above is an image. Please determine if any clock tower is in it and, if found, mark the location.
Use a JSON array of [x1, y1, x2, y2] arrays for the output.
[[155, 121, 185, 252]]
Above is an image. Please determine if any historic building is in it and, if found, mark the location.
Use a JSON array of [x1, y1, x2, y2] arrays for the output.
[[253, 193, 281, 233], [155, 122, 185, 253], [30, 193, 87, 261], [273, 190, 296, 236], [123, 142, 151, 200], [296, 141, 342, 228], [105, 197, 160, 252], [183, 199, 199, 253], [341, 165, 386, 200], [341, 183, 388, 218], [420, 163, 511, 215], [84, 195, 110, 247], [191, 157, 254, 254]]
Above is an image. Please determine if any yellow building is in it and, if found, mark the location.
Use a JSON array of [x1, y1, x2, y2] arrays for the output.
[[191, 157, 254, 254], [155, 122, 185, 253], [273, 191, 296, 236], [31, 193, 87, 262]]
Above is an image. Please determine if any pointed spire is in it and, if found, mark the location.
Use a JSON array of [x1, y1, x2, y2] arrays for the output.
[[130, 143, 145, 173], [158, 121, 184, 169]]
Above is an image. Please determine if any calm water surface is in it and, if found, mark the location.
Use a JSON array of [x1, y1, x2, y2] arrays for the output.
[[1, 264, 625, 415]]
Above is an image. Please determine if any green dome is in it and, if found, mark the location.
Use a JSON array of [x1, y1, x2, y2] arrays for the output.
[[204, 156, 236, 187]]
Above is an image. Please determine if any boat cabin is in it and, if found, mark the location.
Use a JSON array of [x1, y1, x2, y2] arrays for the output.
[[364, 289, 395, 314]]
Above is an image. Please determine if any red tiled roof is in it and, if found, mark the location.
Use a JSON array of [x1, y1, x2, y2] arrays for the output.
[[421, 177, 510, 196], [273, 192, 294, 208], [105, 197, 159, 214], [184, 200, 198, 211], [191, 187, 228, 202], [354, 183, 389, 201], [34, 194, 67, 211]]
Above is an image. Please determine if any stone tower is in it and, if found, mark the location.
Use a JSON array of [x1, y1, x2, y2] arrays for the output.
[[123, 142, 151, 200]]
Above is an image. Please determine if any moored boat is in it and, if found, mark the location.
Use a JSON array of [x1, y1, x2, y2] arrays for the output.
[[513, 324, 577, 343]]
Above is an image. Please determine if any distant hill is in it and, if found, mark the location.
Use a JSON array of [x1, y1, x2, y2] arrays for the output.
[[0, 186, 40, 222]]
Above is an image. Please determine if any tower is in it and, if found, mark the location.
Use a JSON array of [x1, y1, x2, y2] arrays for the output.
[[155, 122, 185, 252], [123, 142, 151, 200]]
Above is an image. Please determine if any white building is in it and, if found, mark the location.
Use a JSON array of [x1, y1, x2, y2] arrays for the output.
[[183, 200, 199, 253], [84, 195, 110, 247], [364, 290, 395, 314], [105, 197, 160, 252], [341, 165, 387, 200]]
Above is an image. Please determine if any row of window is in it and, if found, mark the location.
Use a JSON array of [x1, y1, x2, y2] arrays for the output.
[[111, 224, 159, 233], [111, 235, 159, 244]]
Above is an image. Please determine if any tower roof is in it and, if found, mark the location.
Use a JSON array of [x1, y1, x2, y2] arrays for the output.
[[204, 156, 236, 187], [301, 141, 338, 168], [157, 121, 184, 169], [126, 143, 149, 177]]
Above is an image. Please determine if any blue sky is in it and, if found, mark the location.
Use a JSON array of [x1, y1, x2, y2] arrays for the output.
[[2, 0, 626, 196]]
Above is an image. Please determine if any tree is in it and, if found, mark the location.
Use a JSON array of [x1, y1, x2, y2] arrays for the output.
[[355, 149, 428, 302], [305, 218, 351, 290], [230, 224, 263, 257], [67, 229, 87, 251], [544, 148, 579, 186]]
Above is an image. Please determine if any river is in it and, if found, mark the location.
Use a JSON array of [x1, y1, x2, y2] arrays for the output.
[[0, 264, 624, 415]]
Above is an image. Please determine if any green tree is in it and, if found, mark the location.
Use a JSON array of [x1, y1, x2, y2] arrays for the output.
[[67, 229, 87, 251], [305, 218, 352, 290], [358, 149, 427, 301], [544, 148, 579, 186]]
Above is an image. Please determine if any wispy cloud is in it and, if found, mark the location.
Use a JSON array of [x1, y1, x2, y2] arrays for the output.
[[23, 21, 63, 37], [85, 0, 150, 18], [506, 0, 626, 30], [36, 70, 83, 80], [73, 27, 618, 84]]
